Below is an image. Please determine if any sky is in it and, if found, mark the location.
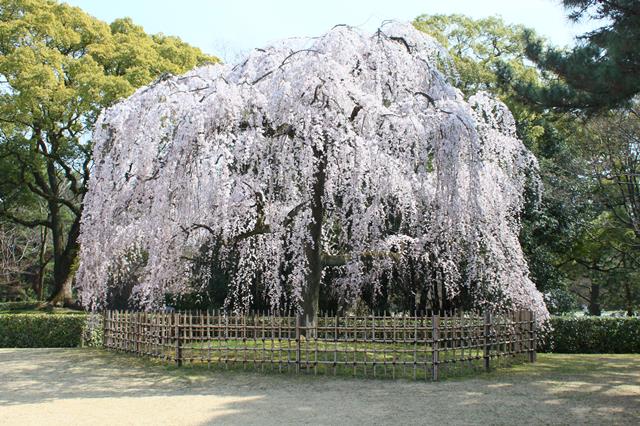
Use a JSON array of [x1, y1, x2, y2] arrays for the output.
[[64, 0, 597, 62]]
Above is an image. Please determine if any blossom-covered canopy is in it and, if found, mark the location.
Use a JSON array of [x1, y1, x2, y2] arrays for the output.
[[77, 22, 549, 323]]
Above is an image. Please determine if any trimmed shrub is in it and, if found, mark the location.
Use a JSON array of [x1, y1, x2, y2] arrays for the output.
[[540, 316, 640, 353], [0, 314, 88, 348]]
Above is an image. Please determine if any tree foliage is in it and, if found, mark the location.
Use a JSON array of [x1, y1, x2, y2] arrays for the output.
[[413, 14, 538, 98], [564, 106, 640, 315], [0, 0, 217, 304], [500, 0, 640, 111], [413, 14, 593, 307]]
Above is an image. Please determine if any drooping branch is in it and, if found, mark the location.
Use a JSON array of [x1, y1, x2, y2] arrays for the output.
[[389, 36, 412, 53], [283, 201, 308, 228], [252, 49, 321, 85], [321, 250, 402, 267], [186, 198, 307, 244]]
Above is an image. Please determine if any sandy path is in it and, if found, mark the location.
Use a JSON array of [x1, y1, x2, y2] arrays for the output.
[[0, 349, 638, 425]]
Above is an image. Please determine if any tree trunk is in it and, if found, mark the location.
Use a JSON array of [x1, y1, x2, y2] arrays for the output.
[[299, 141, 327, 335], [36, 225, 48, 300], [588, 281, 601, 316], [49, 273, 73, 306], [623, 281, 634, 317], [48, 215, 80, 307]]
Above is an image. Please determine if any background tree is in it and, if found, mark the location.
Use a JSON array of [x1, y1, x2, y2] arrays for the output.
[[413, 14, 538, 98], [564, 106, 640, 315], [0, 0, 217, 305], [500, 0, 640, 111]]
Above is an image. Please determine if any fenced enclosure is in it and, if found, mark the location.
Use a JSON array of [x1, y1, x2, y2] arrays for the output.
[[103, 310, 536, 381]]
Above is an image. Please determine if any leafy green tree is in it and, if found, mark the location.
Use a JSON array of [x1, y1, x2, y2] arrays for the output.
[[564, 212, 638, 315], [582, 107, 640, 248], [500, 0, 640, 111], [0, 0, 218, 305], [518, 116, 594, 297], [564, 106, 640, 315], [413, 14, 538, 98]]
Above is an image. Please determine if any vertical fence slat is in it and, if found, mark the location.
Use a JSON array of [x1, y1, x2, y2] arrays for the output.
[[432, 314, 439, 381], [175, 312, 182, 366], [529, 310, 536, 363], [295, 315, 300, 374], [483, 310, 491, 372]]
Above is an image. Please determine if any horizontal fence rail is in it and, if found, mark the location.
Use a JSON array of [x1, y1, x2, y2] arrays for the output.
[[103, 310, 536, 381]]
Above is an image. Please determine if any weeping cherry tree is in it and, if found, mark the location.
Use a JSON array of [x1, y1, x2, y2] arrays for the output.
[[77, 23, 549, 327]]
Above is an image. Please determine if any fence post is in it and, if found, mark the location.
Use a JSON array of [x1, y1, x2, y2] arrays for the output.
[[174, 312, 182, 367], [528, 310, 536, 363], [102, 310, 108, 349], [516, 310, 522, 356], [135, 311, 140, 355], [431, 314, 439, 381], [295, 315, 301, 374], [114, 310, 118, 350], [125, 310, 129, 352], [122, 311, 126, 352], [483, 310, 491, 372]]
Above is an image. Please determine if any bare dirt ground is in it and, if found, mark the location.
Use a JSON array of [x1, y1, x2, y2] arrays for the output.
[[0, 349, 638, 425]]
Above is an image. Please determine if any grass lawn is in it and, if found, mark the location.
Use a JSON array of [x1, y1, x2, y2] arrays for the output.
[[0, 349, 638, 425], [175, 339, 524, 380], [108, 334, 528, 381], [0, 301, 84, 315]]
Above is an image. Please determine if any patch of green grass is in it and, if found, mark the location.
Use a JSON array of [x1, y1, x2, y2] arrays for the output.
[[98, 348, 640, 388], [106, 337, 530, 381], [0, 301, 84, 315], [490, 353, 640, 377]]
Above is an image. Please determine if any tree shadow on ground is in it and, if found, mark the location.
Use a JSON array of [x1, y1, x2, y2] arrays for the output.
[[0, 349, 638, 425]]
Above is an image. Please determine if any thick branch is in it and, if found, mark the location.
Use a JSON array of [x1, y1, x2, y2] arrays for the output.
[[283, 201, 308, 228], [233, 224, 271, 242], [0, 210, 51, 228], [26, 182, 81, 217]]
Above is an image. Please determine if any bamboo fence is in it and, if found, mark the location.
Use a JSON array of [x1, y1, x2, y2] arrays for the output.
[[103, 309, 536, 381]]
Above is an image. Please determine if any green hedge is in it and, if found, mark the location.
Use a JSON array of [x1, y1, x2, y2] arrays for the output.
[[1, 312, 638, 352], [0, 314, 88, 348], [540, 316, 640, 353]]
